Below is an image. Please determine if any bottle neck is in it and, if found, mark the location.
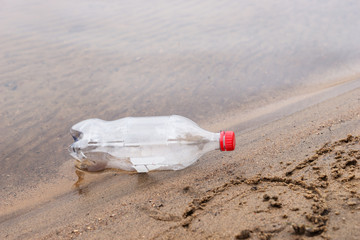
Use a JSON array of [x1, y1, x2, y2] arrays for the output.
[[215, 132, 221, 150], [208, 132, 221, 151]]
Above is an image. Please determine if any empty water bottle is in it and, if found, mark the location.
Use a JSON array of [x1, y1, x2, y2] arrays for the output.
[[69, 115, 235, 173]]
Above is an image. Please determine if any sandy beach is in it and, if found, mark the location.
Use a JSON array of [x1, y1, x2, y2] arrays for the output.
[[1, 81, 359, 239], [1, 0, 360, 239]]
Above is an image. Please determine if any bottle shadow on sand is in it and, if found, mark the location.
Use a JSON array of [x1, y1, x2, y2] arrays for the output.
[[72, 168, 158, 195]]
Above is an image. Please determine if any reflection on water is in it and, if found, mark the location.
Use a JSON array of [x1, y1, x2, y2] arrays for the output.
[[1, 0, 360, 208], [73, 170, 85, 190]]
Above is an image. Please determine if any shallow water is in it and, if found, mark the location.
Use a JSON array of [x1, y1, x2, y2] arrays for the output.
[[1, 0, 360, 212]]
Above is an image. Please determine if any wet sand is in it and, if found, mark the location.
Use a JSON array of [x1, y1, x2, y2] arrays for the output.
[[1, 82, 359, 239], [0, 79, 360, 239], [1, 0, 360, 239]]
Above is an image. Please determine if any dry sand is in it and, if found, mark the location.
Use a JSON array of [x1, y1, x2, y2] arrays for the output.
[[1, 84, 359, 240]]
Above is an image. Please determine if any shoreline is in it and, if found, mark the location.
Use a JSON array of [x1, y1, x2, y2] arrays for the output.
[[1, 81, 359, 239], [2, 77, 359, 217]]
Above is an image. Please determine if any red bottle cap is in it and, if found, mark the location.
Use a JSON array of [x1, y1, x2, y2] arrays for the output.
[[219, 131, 236, 151]]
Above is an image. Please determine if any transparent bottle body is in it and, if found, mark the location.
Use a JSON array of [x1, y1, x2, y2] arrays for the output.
[[69, 115, 220, 172]]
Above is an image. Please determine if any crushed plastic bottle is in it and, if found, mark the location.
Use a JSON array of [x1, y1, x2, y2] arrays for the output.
[[69, 115, 235, 173]]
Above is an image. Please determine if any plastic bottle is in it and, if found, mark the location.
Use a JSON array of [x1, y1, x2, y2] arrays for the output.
[[69, 115, 235, 173]]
